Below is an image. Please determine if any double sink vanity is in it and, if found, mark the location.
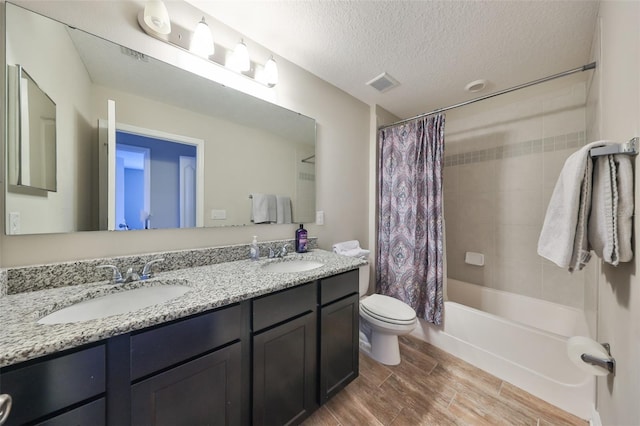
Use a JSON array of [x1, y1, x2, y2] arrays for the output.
[[0, 245, 366, 425]]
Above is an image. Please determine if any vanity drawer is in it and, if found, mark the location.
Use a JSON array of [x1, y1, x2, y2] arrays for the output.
[[0, 344, 105, 426], [253, 282, 316, 332], [320, 269, 359, 306], [35, 398, 105, 426], [130, 304, 243, 380]]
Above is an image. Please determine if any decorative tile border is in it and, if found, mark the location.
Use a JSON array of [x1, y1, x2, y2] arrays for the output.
[[444, 131, 586, 167], [4, 237, 318, 295], [0, 270, 6, 297]]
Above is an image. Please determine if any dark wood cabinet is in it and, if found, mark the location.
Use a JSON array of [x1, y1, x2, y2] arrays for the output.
[[35, 398, 106, 426], [0, 343, 106, 426], [252, 282, 318, 426], [128, 304, 247, 426], [319, 270, 360, 404], [131, 342, 242, 426]]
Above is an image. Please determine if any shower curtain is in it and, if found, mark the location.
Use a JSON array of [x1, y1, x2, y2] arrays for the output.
[[376, 115, 445, 325]]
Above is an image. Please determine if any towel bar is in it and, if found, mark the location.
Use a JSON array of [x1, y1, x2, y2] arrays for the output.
[[590, 137, 638, 157]]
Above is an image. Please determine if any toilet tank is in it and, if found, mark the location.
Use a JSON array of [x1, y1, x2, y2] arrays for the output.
[[359, 264, 370, 297]]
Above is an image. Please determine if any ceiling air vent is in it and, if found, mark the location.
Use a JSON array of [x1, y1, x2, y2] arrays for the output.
[[120, 46, 149, 62], [366, 72, 400, 93]]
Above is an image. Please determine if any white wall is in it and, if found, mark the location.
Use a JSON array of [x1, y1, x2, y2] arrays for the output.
[[0, 0, 370, 266], [586, 1, 640, 424]]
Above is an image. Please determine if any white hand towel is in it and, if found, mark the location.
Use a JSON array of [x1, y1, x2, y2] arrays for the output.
[[250, 193, 277, 224], [538, 141, 613, 269], [276, 195, 292, 224]]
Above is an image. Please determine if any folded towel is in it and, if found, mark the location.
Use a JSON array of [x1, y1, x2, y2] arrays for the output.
[[333, 240, 370, 259], [538, 141, 613, 269], [333, 240, 361, 252], [616, 156, 634, 263], [250, 193, 277, 224], [589, 155, 634, 265], [276, 195, 292, 224]]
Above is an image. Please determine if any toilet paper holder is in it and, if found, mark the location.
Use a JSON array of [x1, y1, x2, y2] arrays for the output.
[[580, 343, 616, 375]]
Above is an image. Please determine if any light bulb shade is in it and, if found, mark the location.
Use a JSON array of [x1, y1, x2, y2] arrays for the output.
[[143, 0, 171, 35], [190, 17, 214, 57], [233, 40, 250, 72], [264, 56, 278, 86]]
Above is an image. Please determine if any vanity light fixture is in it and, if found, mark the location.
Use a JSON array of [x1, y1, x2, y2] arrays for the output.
[[190, 17, 214, 58], [233, 39, 251, 72], [137, 5, 278, 87], [264, 55, 279, 87], [142, 0, 171, 37]]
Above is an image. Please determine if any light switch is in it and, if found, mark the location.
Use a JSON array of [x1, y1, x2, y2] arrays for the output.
[[316, 211, 324, 225]]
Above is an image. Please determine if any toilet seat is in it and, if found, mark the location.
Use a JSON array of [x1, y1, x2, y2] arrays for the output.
[[360, 294, 416, 325]]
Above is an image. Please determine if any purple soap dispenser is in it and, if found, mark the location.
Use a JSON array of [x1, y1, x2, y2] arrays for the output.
[[295, 224, 308, 253]]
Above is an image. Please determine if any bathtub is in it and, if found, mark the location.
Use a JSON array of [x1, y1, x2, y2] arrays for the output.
[[411, 278, 594, 420]]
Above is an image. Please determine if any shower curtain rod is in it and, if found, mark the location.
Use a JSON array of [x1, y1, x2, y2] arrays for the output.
[[378, 62, 596, 131]]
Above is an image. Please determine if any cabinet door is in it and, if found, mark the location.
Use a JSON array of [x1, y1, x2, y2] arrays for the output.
[[319, 293, 359, 404], [253, 312, 317, 426], [131, 342, 242, 426]]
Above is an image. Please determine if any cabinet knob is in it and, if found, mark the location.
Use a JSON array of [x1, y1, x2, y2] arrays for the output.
[[0, 394, 12, 425]]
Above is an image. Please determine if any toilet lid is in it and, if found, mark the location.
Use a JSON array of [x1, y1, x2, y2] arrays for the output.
[[361, 294, 416, 324]]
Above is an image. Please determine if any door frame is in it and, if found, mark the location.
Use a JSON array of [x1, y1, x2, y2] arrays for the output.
[[99, 118, 205, 229]]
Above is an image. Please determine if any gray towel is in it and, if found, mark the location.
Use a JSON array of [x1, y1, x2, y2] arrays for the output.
[[589, 155, 634, 265]]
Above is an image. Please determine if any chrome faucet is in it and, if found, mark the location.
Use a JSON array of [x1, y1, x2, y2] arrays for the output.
[[97, 258, 164, 284], [269, 244, 292, 258], [141, 258, 165, 280], [97, 264, 126, 284]]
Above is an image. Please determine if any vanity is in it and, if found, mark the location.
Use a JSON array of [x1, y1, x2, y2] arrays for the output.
[[0, 249, 364, 425], [0, 3, 362, 424]]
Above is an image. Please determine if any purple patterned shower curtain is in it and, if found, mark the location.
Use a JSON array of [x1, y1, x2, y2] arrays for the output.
[[376, 115, 445, 325]]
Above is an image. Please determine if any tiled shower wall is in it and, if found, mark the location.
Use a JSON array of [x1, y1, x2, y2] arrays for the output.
[[444, 77, 596, 310]]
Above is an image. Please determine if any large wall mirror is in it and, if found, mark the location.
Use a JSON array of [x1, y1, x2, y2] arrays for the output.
[[4, 2, 316, 235]]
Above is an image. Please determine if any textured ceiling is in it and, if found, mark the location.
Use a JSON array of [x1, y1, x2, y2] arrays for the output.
[[187, 0, 600, 120]]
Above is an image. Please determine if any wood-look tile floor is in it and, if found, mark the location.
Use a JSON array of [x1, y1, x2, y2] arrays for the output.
[[303, 335, 587, 426]]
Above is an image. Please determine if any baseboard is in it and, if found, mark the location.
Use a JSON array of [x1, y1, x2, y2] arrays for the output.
[[589, 405, 602, 426]]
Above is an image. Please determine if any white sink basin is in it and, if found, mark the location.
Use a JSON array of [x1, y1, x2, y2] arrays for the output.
[[38, 285, 192, 324], [261, 259, 324, 273]]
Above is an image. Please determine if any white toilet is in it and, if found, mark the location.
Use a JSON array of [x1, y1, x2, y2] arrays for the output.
[[357, 265, 417, 365]]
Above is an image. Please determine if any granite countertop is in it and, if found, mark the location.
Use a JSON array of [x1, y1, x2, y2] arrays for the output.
[[0, 250, 366, 368]]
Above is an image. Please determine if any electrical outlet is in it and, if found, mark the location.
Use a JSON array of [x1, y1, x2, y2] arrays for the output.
[[211, 209, 227, 220], [315, 210, 324, 225], [9, 212, 20, 235]]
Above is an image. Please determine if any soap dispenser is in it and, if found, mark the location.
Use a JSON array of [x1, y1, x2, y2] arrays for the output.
[[295, 224, 308, 253], [250, 236, 260, 260]]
